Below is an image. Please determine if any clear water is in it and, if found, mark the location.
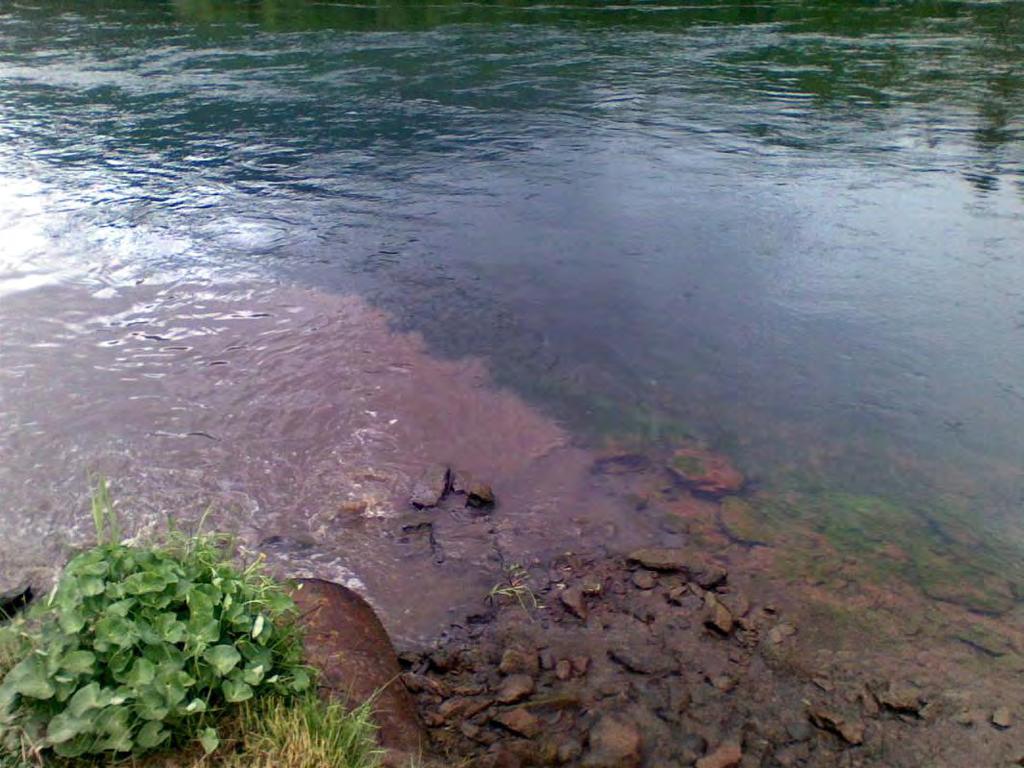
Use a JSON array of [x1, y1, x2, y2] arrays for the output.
[[1, 0, 1023, 632]]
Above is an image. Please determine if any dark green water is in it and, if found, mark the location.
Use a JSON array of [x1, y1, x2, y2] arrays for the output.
[[1, 1, 1023, 600]]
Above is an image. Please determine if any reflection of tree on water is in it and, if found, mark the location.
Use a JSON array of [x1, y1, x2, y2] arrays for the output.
[[164, 0, 1024, 199]]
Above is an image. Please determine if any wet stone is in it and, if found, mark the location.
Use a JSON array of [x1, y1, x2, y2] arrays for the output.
[[875, 682, 924, 716], [631, 570, 656, 590], [704, 594, 735, 635], [499, 648, 540, 676], [497, 673, 535, 704], [695, 742, 742, 768], [609, 643, 676, 675], [467, 481, 496, 508], [560, 585, 588, 620], [582, 716, 642, 768], [410, 464, 451, 509], [808, 706, 865, 745], [556, 659, 573, 681], [668, 447, 745, 497], [494, 708, 541, 739]]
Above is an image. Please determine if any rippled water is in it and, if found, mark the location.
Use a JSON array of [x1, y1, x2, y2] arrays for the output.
[[1, 1, 1023, 636]]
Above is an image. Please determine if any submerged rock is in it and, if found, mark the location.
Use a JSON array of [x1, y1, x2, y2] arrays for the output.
[[695, 743, 742, 768], [703, 594, 735, 635], [292, 579, 426, 755], [874, 682, 925, 717], [410, 464, 451, 509], [627, 548, 727, 589], [992, 706, 1013, 729], [668, 447, 744, 497], [583, 716, 642, 768], [560, 585, 588, 620], [497, 673, 535, 704], [494, 707, 541, 738], [467, 481, 496, 509], [808, 705, 866, 745]]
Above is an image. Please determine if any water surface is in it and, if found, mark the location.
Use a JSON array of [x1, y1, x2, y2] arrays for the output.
[[1, 0, 1023, 633]]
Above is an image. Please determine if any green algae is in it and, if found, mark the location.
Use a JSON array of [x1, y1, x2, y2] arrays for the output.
[[736, 486, 1024, 616], [672, 453, 707, 477]]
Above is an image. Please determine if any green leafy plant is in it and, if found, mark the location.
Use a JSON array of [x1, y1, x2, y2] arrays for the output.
[[486, 564, 539, 613], [0, 486, 312, 762]]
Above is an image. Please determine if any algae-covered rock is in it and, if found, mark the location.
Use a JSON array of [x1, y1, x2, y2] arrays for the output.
[[719, 497, 778, 546], [668, 446, 744, 497]]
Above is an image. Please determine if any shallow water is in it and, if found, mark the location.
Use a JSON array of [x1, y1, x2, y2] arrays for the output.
[[1, 1, 1024, 635]]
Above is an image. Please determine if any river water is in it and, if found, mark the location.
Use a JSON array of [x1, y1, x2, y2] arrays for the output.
[[1, 1, 1023, 640]]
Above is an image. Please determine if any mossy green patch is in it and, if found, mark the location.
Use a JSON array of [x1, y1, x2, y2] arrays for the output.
[[742, 487, 1024, 615], [718, 497, 780, 546], [671, 454, 706, 477]]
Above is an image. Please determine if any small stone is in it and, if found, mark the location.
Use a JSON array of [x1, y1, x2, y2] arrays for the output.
[[497, 674, 535, 704], [450, 468, 475, 494], [572, 656, 591, 676], [626, 549, 726, 589], [467, 481, 496, 508], [875, 682, 924, 716], [631, 570, 656, 590], [494, 708, 541, 739], [556, 659, 573, 681], [711, 675, 737, 693], [608, 644, 675, 675], [461, 721, 482, 740], [583, 716, 642, 768], [808, 706, 865, 745], [402, 672, 447, 697], [410, 464, 450, 509], [812, 676, 834, 693], [859, 685, 880, 717], [695, 742, 742, 768], [667, 586, 688, 605], [560, 586, 588, 620], [539, 649, 557, 670], [499, 648, 540, 676], [704, 594, 734, 635], [438, 696, 492, 720], [993, 706, 1013, 729], [767, 623, 796, 644]]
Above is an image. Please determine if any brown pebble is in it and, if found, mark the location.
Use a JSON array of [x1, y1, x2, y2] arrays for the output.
[[993, 706, 1013, 729], [555, 659, 573, 681], [696, 742, 742, 768], [560, 586, 588, 620], [493, 707, 541, 739], [497, 674, 535, 704], [499, 648, 540, 676], [631, 570, 656, 590]]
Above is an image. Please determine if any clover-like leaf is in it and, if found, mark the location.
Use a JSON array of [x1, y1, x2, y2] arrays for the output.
[[222, 677, 253, 703], [136, 720, 170, 749], [204, 644, 241, 677], [199, 726, 220, 755], [4, 656, 55, 700], [46, 710, 92, 744]]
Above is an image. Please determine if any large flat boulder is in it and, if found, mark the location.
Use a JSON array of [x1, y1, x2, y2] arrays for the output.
[[292, 578, 425, 756]]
